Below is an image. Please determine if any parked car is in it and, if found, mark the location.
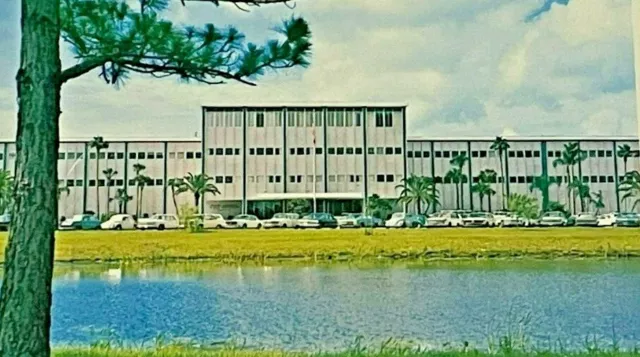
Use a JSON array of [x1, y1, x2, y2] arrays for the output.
[[537, 211, 569, 227], [499, 214, 526, 227], [190, 214, 227, 229], [59, 214, 102, 230], [100, 214, 136, 230], [426, 210, 464, 227], [385, 213, 426, 228], [335, 215, 359, 228], [0, 213, 10, 232], [597, 213, 618, 227], [461, 212, 495, 227], [574, 213, 599, 227], [492, 211, 512, 226], [615, 212, 640, 227], [344, 213, 383, 227], [263, 213, 299, 229], [225, 214, 263, 229], [297, 213, 338, 229], [137, 214, 181, 230]]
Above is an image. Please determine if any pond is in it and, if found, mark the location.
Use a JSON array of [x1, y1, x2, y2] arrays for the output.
[[50, 260, 640, 350]]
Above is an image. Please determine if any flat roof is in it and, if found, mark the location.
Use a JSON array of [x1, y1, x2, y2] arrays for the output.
[[407, 136, 639, 142], [0, 138, 201, 144], [202, 102, 408, 109]]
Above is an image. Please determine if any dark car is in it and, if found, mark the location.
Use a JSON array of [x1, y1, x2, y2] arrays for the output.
[[299, 213, 338, 228], [0, 214, 10, 232], [616, 212, 640, 227]]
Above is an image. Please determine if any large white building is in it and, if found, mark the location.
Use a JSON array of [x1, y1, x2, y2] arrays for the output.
[[1, 103, 639, 219]]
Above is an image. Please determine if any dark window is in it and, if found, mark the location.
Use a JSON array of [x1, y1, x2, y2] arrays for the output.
[[555, 151, 561, 157], [289, 176, 296, 183], [533, 151, 540, 158], [328, 148, 336, 155], [444, 176, 451, 184], [316, 148, 323, 155], [516, 176, 524, 184], [225, 148, 233, 155], [375, 113, 384, 127], [215, 148, 224, 155], [305, 148, 311, 155], [355, 148, 362, 155], [471, 151, 479, 158], [75, 180, 83, 187], [58, 152, 66, 160], [386, 174, 394, 182], [376, 174, 385, 182], [289, 148, 295, 155], [597, 150, 605, 158], [435, 151, 442, 158], [266, 148, 274, 155], [257, 148, 265, 156], [116, 179, 124, 186], [256, 113, 265, 127], [209, 148, 215, 155], [296, 148, 304, 155], [607, 176, 614, 183], [268, 176, 275, 183], [385, 147, 394, 155], [368, 148, 375, 155], [249, 148, 255, 155], [407, 151, 414, 158], [606, 150, 613, 157], [412, 151, 421, 158], [479, 151, 487, 158], [186, 152, 194, 159], [384, 112, 393, 127], [547, 151, 554, 158], [215, 176, 223, 184], [98, 179, 105, 187], [434, 176, 443, 184], [107, 152, 115, 160], [516, 151, 524, 158], [452, 151, 459, 157], [525, 151, 532, 158], [598, 176, 606, 183], [526, 176, 533, 184], [473, 176, 479, 183], [235, 148, 240, 155], [156, 152, 163, 159], [99, 152, 105, 159], [337, 147, 345, 155], [275, 148, 280, 155], [225, 176, 233, 184], [296, 175, 302, 183], [0, 153, 3, 160], [156, 179, 163, 186], [117, 152, 124, 159], [582, 176, 589, 183], [68, 152, 76, 160], [195, 152, 202, 159], [147, 180, 155, 187], [89, 179, 96, 187], [129, 179, 136, 186], [66, 180, 74, 187], [147, 152, 155, 159], [138, 152, 146, 159], [275, 176, 281, 183], [394, 147, 402, 155], [346, 147, 354, 155], [589, 176, 597, 183], [423, 151, 430, 158], [589, 150, 596, 157], [509, 177, 517, 183], [556, 176, 563, 183], [508, 151, 515, 158], [443, 151, 450, 158]]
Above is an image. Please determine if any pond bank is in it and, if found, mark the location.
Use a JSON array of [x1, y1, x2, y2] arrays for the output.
[[1, 228, 638, 264]]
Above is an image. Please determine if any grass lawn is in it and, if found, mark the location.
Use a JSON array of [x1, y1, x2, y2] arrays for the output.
[[0, 227, 639, 263]]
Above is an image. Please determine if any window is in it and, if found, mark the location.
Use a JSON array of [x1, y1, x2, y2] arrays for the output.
[[479, 150, 487, 158], [117, 152, 124, 160], [452, 151, 459, 157], [386, 174, 394, 182], [315, 175, 322, 182], [337, 175, 345, 182], [329, 175, 336, 182], [597, 150, 605, 158], [257, 148, 265, 156], [589, 150, 596, 158], [526, 176, 533, 184], [249, 148, 256, 155], [195, 152, 202, 159], [66, 180, 74, 187], [407, 151, 414, 158], [176, 152, 184, 160], [235, 148, 240, 155], [533, 151, 540, 158], [296, 113, 303, 127], [471, 151, 479, 158], [88, 179, 96, 187], [413, 151, 422, 158], [328, 148, 336, 155], [525, 151, 533, 158], [367, 148, 375, 155], [508, 151, 515, 158], [213, 148, 222, 156], [209, 148, 215, 155], [314, 111, 322, 127], [316, 148, 323, 155], [355, 112, 362, 127], [355, 147, 363, 155], [376, 174, 385, 182], [67, 152, 75, 160], [296, 175, 302, 183], [129, 179, 136, 186], [247, 116, 255, 127], [443, 151, 450, 158], [509, 177, 517, 183], [607, 176, 614, 183], [305, 148, 311, 155], [146, 152, 154, 160], [98, 179, 105, 187], [275, 176, 281, 183], [423, 151, 430, 158], [186, 152, 194, 159], [345, 113, 353, 127], [156, 179, 163, 186], [394, 147, 402, 155], [256, 113, 265, 127], [296, 148, 305, 155], [582, 176, 589, 183], [289, 176, 296, 183], [289, 148, 295, 155], [384, 112, 393, 127], [516, 151, 524, 158], [435, 151, 442, 158], [75, 180, 83, 187], [147, 180, 155, 187], [377, 147, 384, 155], [269, 176, 275, 183], [215, 176, 223, 184], [336, 112, 344, 127], [137, 152, 145, 159], [58, 152, 66, 160], [375, 112, 384, 127], [266, 148, 274, 155], [606, 150, 613, 157], [116, 179, 123, 186], [287, 114, 295, 127], [599, 176, 607, 183], [349, 175, 361, 183], [548, 151, 555, 158], [555, 151, 561, 157], [225, 176, 233, 184], [337, 147, 344, 155], [385, 147, 393, 155], [107, 152, 115, 160], [305, 113, 314, 127], [248, 176, 255, 183], [346, 147, 354, 155], [225, 148, 233, 155]]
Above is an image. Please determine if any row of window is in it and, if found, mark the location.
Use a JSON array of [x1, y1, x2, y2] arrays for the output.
[[209, 148, 241, 156], [57, 151, 205, 161], [406, 149, 625, 159], [210, 111, 395, 128], [246, 175, 386, 184]]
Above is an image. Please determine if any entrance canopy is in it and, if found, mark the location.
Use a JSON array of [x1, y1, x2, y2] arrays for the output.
[[252, 192, 364, 201]]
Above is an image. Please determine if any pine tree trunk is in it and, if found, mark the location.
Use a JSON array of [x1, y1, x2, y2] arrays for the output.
[[95, 151, 100, 217], [0, 0, 61, 355]]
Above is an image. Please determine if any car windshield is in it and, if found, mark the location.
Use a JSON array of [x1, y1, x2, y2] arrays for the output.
[[151, 215, 163, 220]]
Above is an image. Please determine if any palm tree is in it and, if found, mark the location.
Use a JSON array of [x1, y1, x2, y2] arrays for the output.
[[590, 190, 605, 215], [182, 173, 221, 208], [56, 183, 70, 201], [167, 178, 187, 214], [552, 142, 587, 214], [617, 144, 633, 175], [528, 175, 558, 212], [490, 137, 510, 210], [477, 169, 497, 211], [447, 153, 469, 210], [132, 163, 148, 217], [102, 168, 118, 213], [445, 167, 465, 210], [113, 188, 133, 214], [568, 179, 590, 213], [619, 171, 640, 211], [471, 181, 491, 211], [0, 170, 14, 215], [89, 136, 109, 217], [396, 175, 439, 214], [366, 194, 393, 219]]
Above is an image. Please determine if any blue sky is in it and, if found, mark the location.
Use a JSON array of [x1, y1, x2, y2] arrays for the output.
[[0, 0, 636, 140]]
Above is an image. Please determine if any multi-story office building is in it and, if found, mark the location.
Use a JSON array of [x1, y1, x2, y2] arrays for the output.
[[1, 103, 639, 219]]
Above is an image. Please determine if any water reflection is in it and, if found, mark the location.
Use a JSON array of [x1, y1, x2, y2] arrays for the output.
[[50, 260, 640, 351]]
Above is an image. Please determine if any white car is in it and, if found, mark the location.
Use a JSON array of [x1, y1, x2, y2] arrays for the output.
[[225, 214, 263, 229], [499, 214, 528, 227], [461, 212, 495, 227], [574, 213, 599, 227], [137, 214, 181, 230], [296, 214, 323, 228], [385, 212, 407, 228], [335, 215, 358, 228], [537, 211, 568, 227], [492, 211, 511, 226], [263, 213, 300, 229], [190, 214, 226, 229], [100, 214, 136, 230], [426, 211, 464, 227], [597, 213, 618, 227]]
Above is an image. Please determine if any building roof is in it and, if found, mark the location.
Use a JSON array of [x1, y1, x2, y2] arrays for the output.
[[407, 135, 639, 142], [0, 137, 201, 144], [202, 102, 408, 109]]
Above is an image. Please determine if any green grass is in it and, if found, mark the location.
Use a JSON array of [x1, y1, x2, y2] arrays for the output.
[[1, 227, 640, 264]]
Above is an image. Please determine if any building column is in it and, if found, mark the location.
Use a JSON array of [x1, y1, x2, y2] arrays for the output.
[[82, 142, 89, 213], [163, 141, 168, 214], [467, 141, 473, 211], [282, 108, 288, 194], [200, 108, 206, 214], [2, 143, 7, 171], [613, 141, 621, 213], [540, 141, 550, 212], [362, 108, 368, 214], [401, 107, 408, 212], [322, 107, 328, 195], [242, 108, 248, 214], [123, 142, 129, 214]]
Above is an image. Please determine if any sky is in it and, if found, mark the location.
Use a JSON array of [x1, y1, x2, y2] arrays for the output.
[[0, 0, 636, 140]]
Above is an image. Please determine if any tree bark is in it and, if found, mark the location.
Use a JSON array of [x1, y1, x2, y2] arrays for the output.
[[0, 0, 61, 355], [171, 188, 179, 214]]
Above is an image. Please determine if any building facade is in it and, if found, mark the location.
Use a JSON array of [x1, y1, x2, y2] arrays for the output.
[[1, 104, 639, 219]]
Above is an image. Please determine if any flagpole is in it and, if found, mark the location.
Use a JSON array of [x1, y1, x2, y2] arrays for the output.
[[312, 126, 317, 213]]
